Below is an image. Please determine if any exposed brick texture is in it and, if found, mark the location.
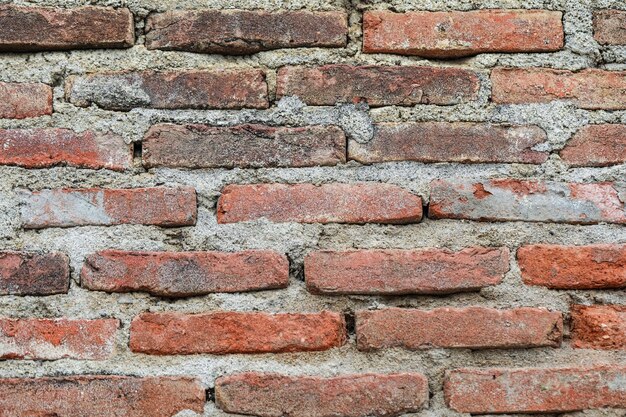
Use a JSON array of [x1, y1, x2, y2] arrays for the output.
[[560, 124, 626, 167], [571, 305, 626, 350], [0, 251, 69, 296], [594, 10, 626, 45], [0, 82, 52, 119]]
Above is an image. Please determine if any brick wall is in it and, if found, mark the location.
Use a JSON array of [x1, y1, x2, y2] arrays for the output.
[[0, 0, 625, 416]]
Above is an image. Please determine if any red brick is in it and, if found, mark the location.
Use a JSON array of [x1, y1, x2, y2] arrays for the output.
[[0, 318, 118, 360], [0, 5, 134, 51], [364, 10, 563, 58], [146, 10, 347, 54], [518, 244, 626, 289], [143, 124, 345, 169], [356, 307, 562, 351], [217, 183, 423, 224], [216, 372, 428, 417], [0, 128, 131, 171], [429, 179, 626, 224], [0, 251, 69, 296], [0, 375, 205, 417], [445, 366, 626, 413], [21, 187, 197, 228], [560, 124, 626, 167], [305, 247, 509, 295], [130, 311, 345, 355], [67, 69, 268, 110], [491, 67, 626, 110], [571, 305, 626, 350], [594, 10, 626, 45], [0, 82, 52, 119], [276, 65, 480, 106], [349, 122, 548, 164], [81, 250, 289, 296]]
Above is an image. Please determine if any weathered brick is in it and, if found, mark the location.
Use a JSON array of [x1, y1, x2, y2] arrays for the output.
[[0, 128, 131, 171], [0, 5, 134, 51], [560, 124, 626, 167], [143, 124, 345, 169], [0, 376, 205, 417], [305, 247, 509, 295], [429, 179, 626, 224], [216, 372, 428, 417], [491, 67, 626, 110], [21, 187, 197, 229], [0, 82, 52, 119], [146, 10, 347, 54], [217, 183, 423, 224], [0, 318, 118, 360], [67, 69, 268, 110], [363, 10, 563, 58], [130, 311, 345, 354], [356, 307, 562, 351], [594, 10, 626, 45], [445, 366, 626, 413], [349, 122, 548, 164], [0, 251, 69, 296], [518, 244, 626, 289], [571, 305, 626, 350], [276, 65, 480, 106], [81, 250, 289, 296]]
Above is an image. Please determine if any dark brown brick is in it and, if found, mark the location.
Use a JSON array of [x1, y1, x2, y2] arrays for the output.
[[0, 251, 69, 296]]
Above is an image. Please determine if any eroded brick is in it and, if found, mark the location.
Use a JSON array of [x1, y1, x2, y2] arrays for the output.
[[571, 305, 626, 350], [0, 252, 69, 296], [594, 10, 626, 45], [0, 82, 52, 119], [560, 124, 626, 167]]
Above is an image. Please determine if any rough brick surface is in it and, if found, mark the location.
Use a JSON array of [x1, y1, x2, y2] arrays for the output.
[[130, 311, 346, 354], [217, 183, 423, 224], [363, 10, 563, 58], [0, 82, 52, 119], [277, 65, 480, 106], [445, 367, 626, 413], [81, 250, 289, 296], [216, 372, 429, 417], [560, 124, 626, 167], [0, 128, 131, 171], [0, 318, 118, 360], [594, 10, 626, 45], [429, 179, 626, 224], [0, 376, 205, 417], [571, 305, 626, 350], [67, 69, 268, 110], [0, 252, 69, 296], [146, 10, 347, 54], [305, 247, 509, 295], [0, 5, 134, 51], [349, 122, 548, 164], [518, 244, 626, 289], [356, 307, 562, 351], [143, 124, 346, 169], [491, 68, 626, 110]]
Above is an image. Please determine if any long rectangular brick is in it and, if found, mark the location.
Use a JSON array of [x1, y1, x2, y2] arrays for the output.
[[429, 179, 626, 224], [349, 122, 548, 164], [143, 124, 346, 169], [0, 376, 205, 417], [0, 82, 52, 119], [363, 10, 563, 58], [305, 247, 509, 295], [0, 128, 131, 171], [491, 67, 626, 110], [21, 187, 197, 229], [216, 373, 428, 417], [130, 311, 346, 354], [0, 5, 134, 51], [560, 124, 626, 167], [81, 250, 289, 296], [146, 10, 347, 54], [445, 366, 626, 413], [217, 183, 423, 224], [594, 10, 626, 45], [571, 305, 626, 350], [276, 65, 480, 106], [0, 251, 69, 296], [356, 307, 562, 351], [518, 244, 626, 289], [0, 318, 118, 360], [67, 69, 268, 110]]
